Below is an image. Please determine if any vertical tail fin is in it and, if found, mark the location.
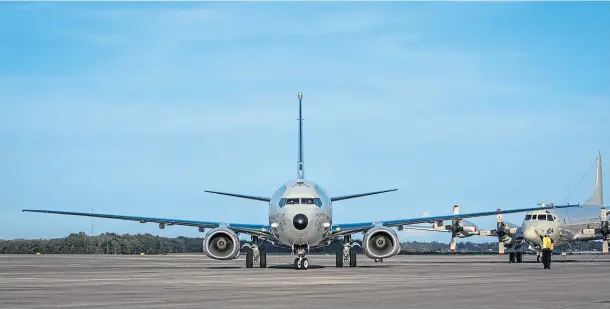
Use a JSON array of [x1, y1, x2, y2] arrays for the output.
[[297, 92, 304, 180], [584, 151, 603, 207]]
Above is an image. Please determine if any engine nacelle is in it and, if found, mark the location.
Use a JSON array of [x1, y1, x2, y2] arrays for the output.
[[363, 226, 401, 260], [202, 228, 241, 260]]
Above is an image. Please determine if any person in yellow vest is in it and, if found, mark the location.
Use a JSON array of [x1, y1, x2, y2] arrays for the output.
[[541, 234, 554, 270]]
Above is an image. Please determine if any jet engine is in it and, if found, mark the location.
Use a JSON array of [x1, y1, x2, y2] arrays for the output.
[[203, 228, 241, 260], [363, 226, 401, 259]]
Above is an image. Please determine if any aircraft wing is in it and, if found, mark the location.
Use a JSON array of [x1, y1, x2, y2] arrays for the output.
[[22, 209, 272, 238], [330, 204, 579, 237]]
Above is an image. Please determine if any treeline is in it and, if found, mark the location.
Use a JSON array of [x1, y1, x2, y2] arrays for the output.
[[0, 232, 604, 255]]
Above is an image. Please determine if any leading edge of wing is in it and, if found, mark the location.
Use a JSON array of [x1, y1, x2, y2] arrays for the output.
[[21, 209, 271, 234], [331, 204, 580, 234]]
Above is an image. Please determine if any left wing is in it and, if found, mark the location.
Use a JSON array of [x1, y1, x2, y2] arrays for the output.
[[22, 209, 272, 238], [331, 204, 580, 237]]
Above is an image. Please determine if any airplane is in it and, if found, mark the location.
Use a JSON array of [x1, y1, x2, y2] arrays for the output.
[[22, 92, 579, 270], [516, 151, 608, 260], [406, 152, 609, 264]]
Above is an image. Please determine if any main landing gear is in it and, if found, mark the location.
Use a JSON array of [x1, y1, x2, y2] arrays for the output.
[[508, 252, 523, 263], [244, 236, 267, 269], [293, 244, 309, 270], [336, 236, 359, 268]]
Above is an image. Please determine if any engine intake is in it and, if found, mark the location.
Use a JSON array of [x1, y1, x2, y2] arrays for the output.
[[363, 226, 401, 259], [203, 228, 241, 260]]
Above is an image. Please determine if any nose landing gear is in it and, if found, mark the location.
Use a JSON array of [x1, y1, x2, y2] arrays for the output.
[[292, 244, 309, 270]]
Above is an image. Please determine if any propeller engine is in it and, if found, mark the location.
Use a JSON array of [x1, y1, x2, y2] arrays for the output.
[[362, 226, 401, 260], [445, 205, 478, 252], [478, 209, 520, 255], [202, 228, 241, 260]]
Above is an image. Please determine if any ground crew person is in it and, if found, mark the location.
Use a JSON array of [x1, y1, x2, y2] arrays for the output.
[[541, 234, 554, 270]]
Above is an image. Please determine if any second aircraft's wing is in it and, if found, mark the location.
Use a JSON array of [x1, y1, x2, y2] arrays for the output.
[[22, 209, 272, 238], [331, 204, 580, 237]]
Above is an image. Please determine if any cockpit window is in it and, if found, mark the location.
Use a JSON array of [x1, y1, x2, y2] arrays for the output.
[[537, 214, 547, 220], [525, 215, 532, 220], [301, 198, 314, 204], [287, 198, 300, 205], [531, 215, 537, 220], [547, 216, 554, 221], [314, 198, 322, 207]]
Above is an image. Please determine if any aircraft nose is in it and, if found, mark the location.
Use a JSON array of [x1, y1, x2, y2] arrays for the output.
[[293, 213, 308, 230], [523, 224, 541, 244]]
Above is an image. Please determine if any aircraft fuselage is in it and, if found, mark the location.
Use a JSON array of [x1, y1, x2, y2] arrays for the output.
[[268, 179, 332, 248]]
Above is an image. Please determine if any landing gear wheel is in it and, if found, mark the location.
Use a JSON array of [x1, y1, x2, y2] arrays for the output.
[[516, 252, 523, 263], [302, 258, 309, 270], [349, 251, 357, 267], [294, 258, 301, 270], [335, 252, 343, 268], [259, 251, 267, 268], [246, 250, 254, 268]]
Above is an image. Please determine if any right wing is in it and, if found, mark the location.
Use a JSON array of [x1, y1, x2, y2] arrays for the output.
[[22, 209, 272, 238], [331, 204, 580, 237]]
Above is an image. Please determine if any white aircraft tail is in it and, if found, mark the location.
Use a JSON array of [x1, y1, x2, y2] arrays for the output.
[[584, 151, 604, 207]]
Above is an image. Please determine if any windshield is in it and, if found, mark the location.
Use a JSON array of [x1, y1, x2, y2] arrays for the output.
[[537, 214, 547, 220], [525, 215, 532, 220], [280, 197, 323, 207]]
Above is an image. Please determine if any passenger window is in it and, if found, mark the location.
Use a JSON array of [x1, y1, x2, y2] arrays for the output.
[[287, 198, 300, 205], [525, 215, 532, 220], [302, 198, 314, 204], [537, 215, 546, 220]]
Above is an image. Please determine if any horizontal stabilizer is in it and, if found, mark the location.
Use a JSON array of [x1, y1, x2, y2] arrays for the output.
[[204, 190, 270, 202], [331, 189, 397, 202]]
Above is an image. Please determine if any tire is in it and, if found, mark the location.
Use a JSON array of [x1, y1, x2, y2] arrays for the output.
[[349, 251, 357, 267], [260, 251, 267, 268], [246, 250, 253, 268], [294, 258, 301, 270], [336, 252, 343, 268], [302, 258, 309, 270]]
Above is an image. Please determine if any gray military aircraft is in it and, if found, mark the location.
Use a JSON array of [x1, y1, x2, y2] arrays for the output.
[[408, 152, 608, 263], [22, 93, 578, 270], [516, 152, 608, 259]]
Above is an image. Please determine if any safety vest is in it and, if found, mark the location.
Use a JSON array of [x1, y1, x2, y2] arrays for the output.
[[549, 241, 554, 250], [543, 236, 552, 249]]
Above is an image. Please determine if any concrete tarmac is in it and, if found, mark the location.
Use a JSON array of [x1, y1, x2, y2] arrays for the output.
[[1, 254, 610, 309]]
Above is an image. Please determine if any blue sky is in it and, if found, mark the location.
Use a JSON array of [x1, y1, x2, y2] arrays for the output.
[[1, 2, 609, 243]]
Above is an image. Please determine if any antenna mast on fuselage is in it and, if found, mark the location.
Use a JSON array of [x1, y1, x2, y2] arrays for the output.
[[297, 92, 304, 180]]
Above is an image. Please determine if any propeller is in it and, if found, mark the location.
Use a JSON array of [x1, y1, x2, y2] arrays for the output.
[[448, 205, 460, 252], [484, 208, 519, 255], [496, 211, 506, 255], [600, 207, 609, 254]]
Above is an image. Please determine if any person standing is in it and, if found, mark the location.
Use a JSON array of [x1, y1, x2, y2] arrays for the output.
[[541, 234, 553, 270]]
